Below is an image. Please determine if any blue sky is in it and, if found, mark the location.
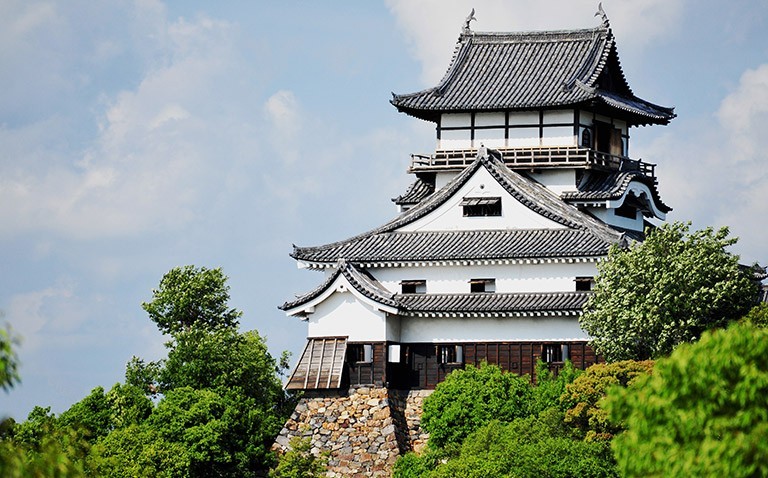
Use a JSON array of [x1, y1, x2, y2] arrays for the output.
[[1, 0, 766, 420]]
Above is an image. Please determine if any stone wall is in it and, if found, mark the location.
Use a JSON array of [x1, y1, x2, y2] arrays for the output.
[[273, 387, 432, 477]]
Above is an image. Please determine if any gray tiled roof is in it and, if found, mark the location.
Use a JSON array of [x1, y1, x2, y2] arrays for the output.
[[281, 259, 590, 316], [398, 291, 590, 315], [292, 152, 624, 265], [562, 171, 672, 213], [291, 228, 610, 264], [280, 260, 396, 312], [391, 27, 674, 125], [392, 177, 435, 206]]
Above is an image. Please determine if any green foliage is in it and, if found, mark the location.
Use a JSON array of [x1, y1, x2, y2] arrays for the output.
[[0, 321, 20, 392], [393, 450, 442, 478], [0, 420, 91, 478], [608, 322, 768, 477], [581, 222, 757, 361], [421, 362, 533, 449], [269, 437, 328, 478], [742, 302, 768, 328], [141, 265, 242, 336], [560, 360, 653, 441], [531, 360, 581, 415], [88, 424, 189, 478], [427, 411, 617, 478], [6, 265, 292, 477]]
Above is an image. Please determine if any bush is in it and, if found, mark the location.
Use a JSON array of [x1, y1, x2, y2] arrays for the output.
[[428, 411, 617, 478], [269, 437, 327, 478], [608, 322, 768, 477], [421, 363, 533, 449], [560, 360, 653, 441]]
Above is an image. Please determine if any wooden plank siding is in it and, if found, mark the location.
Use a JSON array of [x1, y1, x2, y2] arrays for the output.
[[328, 340, 602, 391]]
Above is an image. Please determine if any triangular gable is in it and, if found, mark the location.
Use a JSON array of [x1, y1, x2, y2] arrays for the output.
[[292, 152, 622, 264], [280, 260, 399, 317]]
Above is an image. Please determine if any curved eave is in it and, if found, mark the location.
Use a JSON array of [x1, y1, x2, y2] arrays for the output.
[[295, 255, 605, 271]]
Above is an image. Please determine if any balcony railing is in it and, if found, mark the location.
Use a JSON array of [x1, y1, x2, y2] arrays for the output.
[[410, 146, 656, 178]]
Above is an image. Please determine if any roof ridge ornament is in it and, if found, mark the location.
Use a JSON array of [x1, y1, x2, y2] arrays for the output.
[[595, 2, 609, 27], [463, 8, 477, 34]]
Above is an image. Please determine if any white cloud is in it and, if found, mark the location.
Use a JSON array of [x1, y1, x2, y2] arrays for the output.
[[8, 280, 76, 351], [264, 90, 302, 164], [0, 5, 263, 240], [644, 63, 768, 264]]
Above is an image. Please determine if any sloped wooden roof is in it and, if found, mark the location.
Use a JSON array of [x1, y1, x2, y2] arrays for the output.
[[285, 337, 347, 390], [391, 24, 674, 126]]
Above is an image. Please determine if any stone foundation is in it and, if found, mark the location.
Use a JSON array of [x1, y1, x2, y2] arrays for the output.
[[273, 387, 432, 477]]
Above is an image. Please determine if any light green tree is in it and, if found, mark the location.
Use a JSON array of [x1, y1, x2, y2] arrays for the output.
[[607, 322, 768, 477], [141, 265, 242, 336], [580, 222, 757, 361]]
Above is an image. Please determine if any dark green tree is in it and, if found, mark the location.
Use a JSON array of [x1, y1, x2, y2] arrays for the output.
[[141, 265, 242, 336], [608, 322, 768, 477], [421, 362, 534, 449], [0, 320, 20, 391], [580, 222, 757, 361]]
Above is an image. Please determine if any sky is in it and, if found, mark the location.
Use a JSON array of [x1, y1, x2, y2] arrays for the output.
[[1, 0, 767, 420]]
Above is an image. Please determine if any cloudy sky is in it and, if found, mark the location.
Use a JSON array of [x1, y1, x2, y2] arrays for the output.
[[1, 0, 766, 420]]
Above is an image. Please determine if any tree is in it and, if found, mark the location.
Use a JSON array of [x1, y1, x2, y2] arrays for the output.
[[421, 363, 534, 449], [560, 360, 653, 441], [269, 437, 328, 478], [0, 320, 20, 391], [141, 266, 242, 336], [607, 322, 768, 477], [580, 222, 757, 361], [425, 411, 617, 478]]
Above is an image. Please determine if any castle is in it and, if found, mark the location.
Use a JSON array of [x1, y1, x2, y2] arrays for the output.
[[275, 8, 674, 476]]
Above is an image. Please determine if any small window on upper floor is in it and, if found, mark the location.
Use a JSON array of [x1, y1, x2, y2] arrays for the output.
[[615, 202, 638, 219], [461, 197, 501, 217], [470, 278, 495, 293], [349, 344, 373, 364], [401, 280, 427, 294], [575, 277, 593, 292], [581, 128, 592, 148], [439, 345, 464, 364]]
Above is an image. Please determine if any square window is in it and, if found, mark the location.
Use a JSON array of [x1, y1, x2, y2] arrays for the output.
[[349, 344, 373, 364], [575, 277, 593, 291], [401, 280, 426, 294], [542, 344, 570, 363], [470, 278, 495, 293], [439, 345, 464, 364]]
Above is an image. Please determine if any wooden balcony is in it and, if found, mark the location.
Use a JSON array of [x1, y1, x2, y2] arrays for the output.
[[409, 146, 656, 179]]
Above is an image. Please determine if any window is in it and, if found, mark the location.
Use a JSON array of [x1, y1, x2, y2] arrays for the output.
[[615, 202, 637, 219], [461, 197, 501, 217], [575, 277, 593, 292], [349, 344, 373, 364], [388, 344, 401, 363], [542, 344, 570, 363], [439, 345, 464, 364], [470, 278, 495, 293], [400, 280, 426, 294], [581, 128, 592, 148]]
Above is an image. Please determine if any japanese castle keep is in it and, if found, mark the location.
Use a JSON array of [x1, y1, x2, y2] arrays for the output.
[[274, 8, 674, 476]]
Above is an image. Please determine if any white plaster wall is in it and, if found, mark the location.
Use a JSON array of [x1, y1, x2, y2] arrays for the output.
[[543, 110, 574, 124], [528, 169, 577, 195], [587, 207, 642, 231], [475, 112, 505, 126], [397, 167, 566, 232], [373, 262, 598, 294], [400, 316, 590, 342], [307, 291, 392, 341], [442, 113, 472, 128]]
